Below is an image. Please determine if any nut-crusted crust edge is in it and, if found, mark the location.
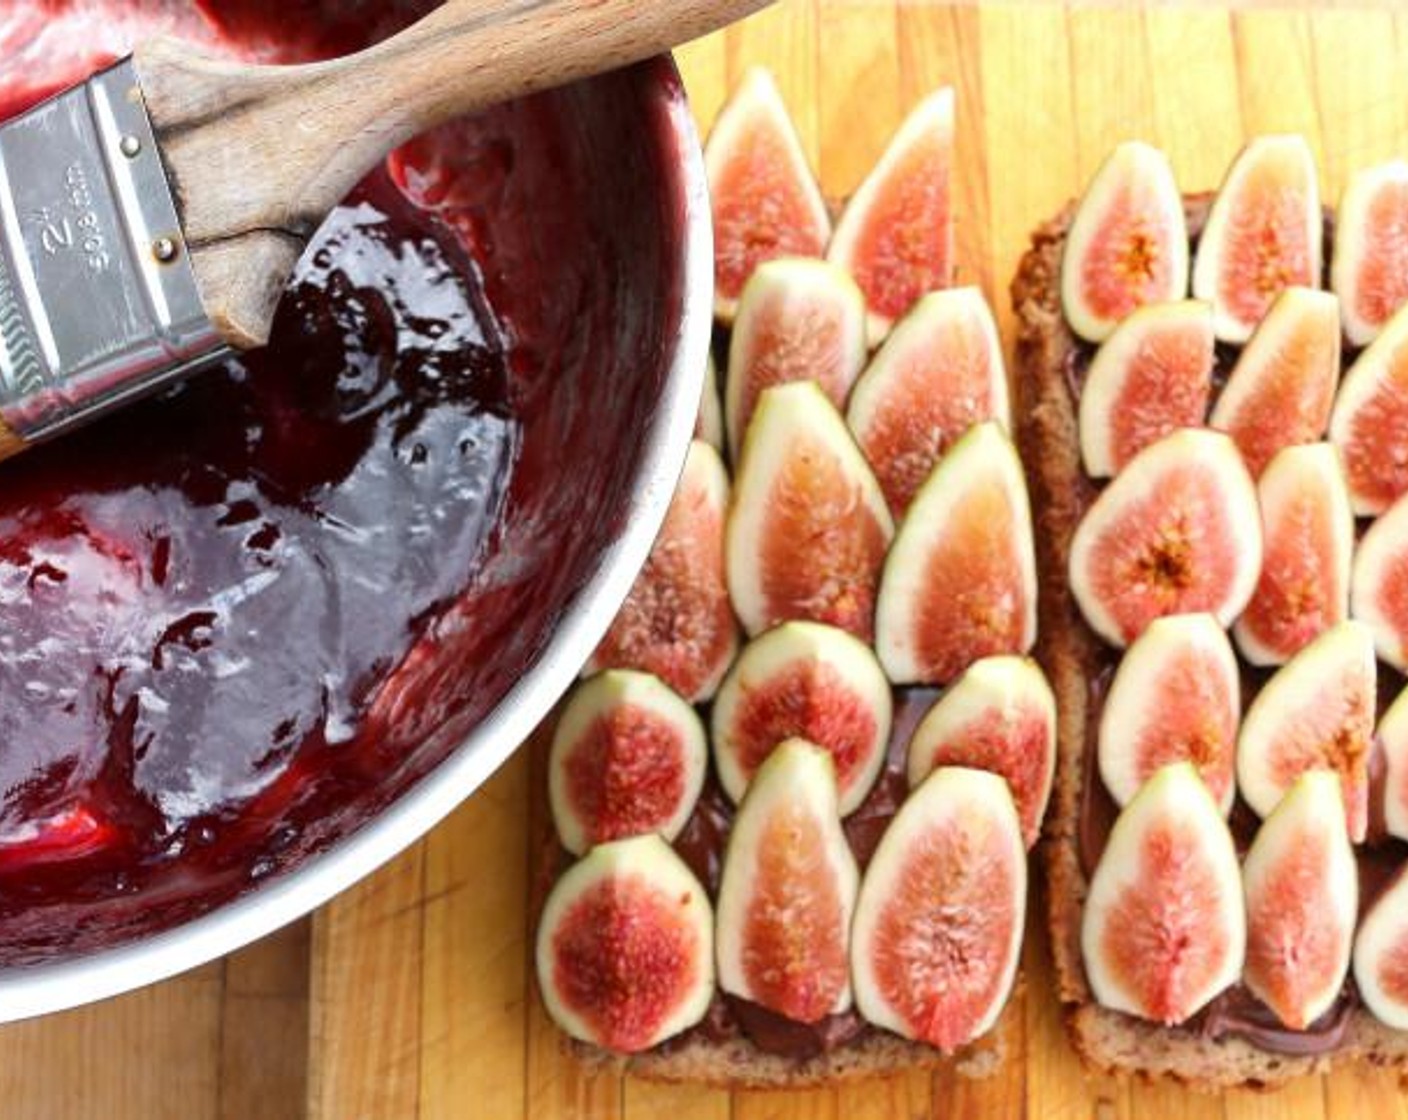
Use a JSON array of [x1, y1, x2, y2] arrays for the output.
[[1011, 196, 1408, 1091]]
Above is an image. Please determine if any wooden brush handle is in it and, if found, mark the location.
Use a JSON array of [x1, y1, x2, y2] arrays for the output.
[[134, 0, 768, 348]]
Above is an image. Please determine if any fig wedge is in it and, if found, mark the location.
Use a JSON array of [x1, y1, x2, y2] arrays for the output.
[[706, 67, 831, 323], [588, 440, 738, 702], [727, 381, 894, 641], [1350, 489, 1408, 671], [711, 620, 892, 814], [549, 670, 708, 856], [1081, 762, 1245, 1025], [1242, 769, 1357, 1030], [1329, 301, 1408, 515], [827, 87, 955, 344], [1378, 684, 1408, 842], [1332, 159, 1408, 347], [1098, 613, 1239, 814], [1209, 287, 1340, 478], [536, 834, 714, 1053], [1234, 442, 1353, 666], [1069, 428, 1262, 647], [904, 655, 1055, 848], [1060, 141, 1189, 343], [874, 421, 1036, 685], [1192, 135, 1322, 344], [847, 287, 1010, 515], [725, 258, 868, 457], [715, 739, 860, 1022], [1354, 862, 1408, 1029], [1235, 619, 1375, 842], [1078, 300, 1215, 478], [695, 353, 724, 451], [852, 766, 1026, 1051]]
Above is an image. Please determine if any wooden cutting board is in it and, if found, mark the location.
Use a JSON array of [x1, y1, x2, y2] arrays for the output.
[[6, 2, 1408, 1117]]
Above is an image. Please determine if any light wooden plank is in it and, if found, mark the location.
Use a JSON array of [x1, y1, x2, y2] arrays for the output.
[[815, 0, 901, 197], [677, 31, 729, 139], [1231, 9, 1320, 158], [624, 1078, 733, 1120], [1144, 7, 1243, 190], [1224, 1077, 1326, 1120], [1067, 5, 1155, 178], [220, 921, 310, 1120], [724, 0, 820, 165], [309, 842, 426, 1120], [418, 754, 530, 1120], [1323, 1065, 1408, 1120], [733, 1086, 836, 1120], [0, 964, 224, 1120], [1129, 1080, 1227, 1120]]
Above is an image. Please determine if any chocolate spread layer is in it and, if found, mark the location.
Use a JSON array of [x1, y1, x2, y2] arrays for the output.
[[1065, 205, 1408, 1056]]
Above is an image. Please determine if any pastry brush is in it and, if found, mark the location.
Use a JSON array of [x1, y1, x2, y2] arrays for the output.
[[0, 0, 767, 459]]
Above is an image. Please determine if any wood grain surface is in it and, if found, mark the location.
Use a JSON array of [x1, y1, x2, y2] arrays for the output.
[[6, 2, 1408, 1116]]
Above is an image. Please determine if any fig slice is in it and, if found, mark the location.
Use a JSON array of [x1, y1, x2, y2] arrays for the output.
[[1235, 619, 1375, 842], [588, 440, 738, 702], [536, 834, 714, 1053], [1332, 159, 1408, 347], [851, 766, 1026, 1051], [1241, 769, 1357, 1030], [1192, 135, 1322, 344], [1233, 442, 1353, 666], [711, 620, 891, 814], [904, 655, 1055, 849], [874, 421, 1036, 685], [724, 258, 868, 457], [1350, 489, 1408, 671], [1097, 613, 1239, 815], [695, 353, 723, 450], [715, 739, 860, 1022], [1078, 300, 1215, 478], [727, 380, 894, 641], [1081, 762, 1245, 1026], [1377, 685, 1408, 841], [1208, 287, 1341, 478], [1353, 861, 1408, 1029], [705, 67, 831, 323], [1060, 142, 1189, 344], [826, 87, 955, 344], [1329, 304, 1408, 516], [847, 287, 1010, 514], [1068, 428, 1262, 647], [549, 670, 708, 856]]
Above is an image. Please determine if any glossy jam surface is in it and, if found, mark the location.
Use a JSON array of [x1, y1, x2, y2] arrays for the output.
[[0, 2, 688, 963]]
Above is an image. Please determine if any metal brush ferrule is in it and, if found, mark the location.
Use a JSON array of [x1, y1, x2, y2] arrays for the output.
[[0, 58, 226, 445]]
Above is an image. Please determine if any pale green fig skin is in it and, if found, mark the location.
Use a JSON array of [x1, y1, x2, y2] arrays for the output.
[[549, 669, 708, 856], [1354, 859, 1408, 1030], [1077, 299, 1215, 479], [1060, 141, 1189, 344], [1234, 619, 1375, 843], [695, 353, 724, 451], [536, 835, 715, 1053], [1241, 769, 1357, 1031], [1350, 490, 1408, 671], [714, 739, 860, 1020], [903, 654, 1056, 848], [1192, 135, 1323, 344], [1081, 762, 1246, 1026], [1332, 159, 1408, 347], [1097, 613, 1239, 815], [705, 67, 831, 324], [874, 420, 1037, 685], [711, 620, 892, 815], [725, 258, 868, 459], [725, 380, 894, 639], [1068, 428, 1262, 649], [850, 766, 1026, 1051], [1377, 684, 1408, 841], [1233, 442, 1354, 668], [826, 86, 956, 347]]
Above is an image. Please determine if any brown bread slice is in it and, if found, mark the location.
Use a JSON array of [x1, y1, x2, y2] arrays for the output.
[[1012, 196, 1408, 1090]]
